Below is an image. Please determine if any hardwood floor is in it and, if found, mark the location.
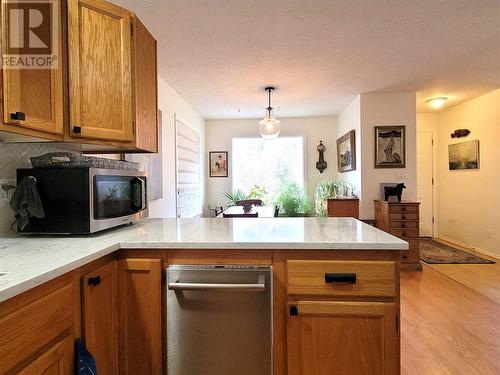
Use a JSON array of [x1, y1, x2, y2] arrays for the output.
[[401, 265, 500, 374], [425, 240, 500, 304]]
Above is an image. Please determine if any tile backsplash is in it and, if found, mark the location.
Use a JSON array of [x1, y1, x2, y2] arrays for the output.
[[0, 143, 74, 234]]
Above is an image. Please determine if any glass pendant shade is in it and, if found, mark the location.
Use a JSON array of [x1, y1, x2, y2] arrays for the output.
[[259, 111, 281, 139]]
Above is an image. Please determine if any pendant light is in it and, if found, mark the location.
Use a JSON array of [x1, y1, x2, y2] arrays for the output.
[[258, 87, 281, 139]]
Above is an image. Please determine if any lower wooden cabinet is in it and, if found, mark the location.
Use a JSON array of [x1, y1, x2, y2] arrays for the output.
[[0, 275, 74, 374], [287, 301, 399, 375], [118, 258, 162, 375], [15, 335, 73, 375], [82, 260, 119, 375]]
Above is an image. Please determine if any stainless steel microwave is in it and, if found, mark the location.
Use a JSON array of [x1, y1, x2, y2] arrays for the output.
[[16, 168, 148, 234]]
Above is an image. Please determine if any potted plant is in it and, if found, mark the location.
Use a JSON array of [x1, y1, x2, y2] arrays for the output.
[[314, 179, 356, 216], [275, 182, 312, 217]]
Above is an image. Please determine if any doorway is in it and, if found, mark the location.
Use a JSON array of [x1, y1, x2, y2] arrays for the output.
[[416, 131, 434, 237]]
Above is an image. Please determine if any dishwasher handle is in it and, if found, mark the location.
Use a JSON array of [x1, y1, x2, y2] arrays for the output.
[[168, 274, 266, 292]]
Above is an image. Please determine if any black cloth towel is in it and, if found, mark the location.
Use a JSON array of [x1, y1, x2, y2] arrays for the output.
[[75, 339, 98, 375], [9, 176, 45, 230]]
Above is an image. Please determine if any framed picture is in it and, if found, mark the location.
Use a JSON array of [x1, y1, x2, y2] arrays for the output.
[[336, 130, 356, 172], [374, 126, 406, 168], [448, 140, 479, 170], [209, 151, 228, 177]]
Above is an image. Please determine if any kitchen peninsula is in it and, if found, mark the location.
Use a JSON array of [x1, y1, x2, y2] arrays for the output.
[[0, 218, 406, 374]]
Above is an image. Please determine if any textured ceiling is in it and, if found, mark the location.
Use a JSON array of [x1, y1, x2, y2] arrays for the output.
[[114, 0, 500, 118]]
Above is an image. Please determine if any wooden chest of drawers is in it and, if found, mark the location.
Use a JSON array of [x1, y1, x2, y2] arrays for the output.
[[374, 200, 422, 271], [326, 198, 359, 218]]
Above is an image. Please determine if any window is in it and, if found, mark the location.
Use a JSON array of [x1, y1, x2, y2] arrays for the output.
[[176, 118, 202, 218], [232, 137, 305, 201]]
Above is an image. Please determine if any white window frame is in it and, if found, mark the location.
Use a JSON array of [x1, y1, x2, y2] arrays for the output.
[[230, 135, 307, 196]]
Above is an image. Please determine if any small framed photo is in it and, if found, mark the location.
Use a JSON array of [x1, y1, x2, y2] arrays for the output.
[[336, 130, 356, 172], [209, 151, 228, 177], [374, 126, 406, 168]]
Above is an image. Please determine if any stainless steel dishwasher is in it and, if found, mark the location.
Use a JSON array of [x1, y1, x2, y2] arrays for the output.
[[167, 265, 272, 375]]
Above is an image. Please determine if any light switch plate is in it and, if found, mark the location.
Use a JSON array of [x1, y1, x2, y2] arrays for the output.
[[394, 173, 407, 180]]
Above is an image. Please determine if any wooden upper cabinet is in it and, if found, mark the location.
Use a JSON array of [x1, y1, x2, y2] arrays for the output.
[[132, 15, 158, 153], [68, 0, 133, 142], [287, 301, 399, 375], [82, 260, 119, 375], [0, 0, 64, 138]]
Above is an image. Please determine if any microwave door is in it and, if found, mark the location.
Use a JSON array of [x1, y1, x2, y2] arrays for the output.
[[94, 175, 138, 219]]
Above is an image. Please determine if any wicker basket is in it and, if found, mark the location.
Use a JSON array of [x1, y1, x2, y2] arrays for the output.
[[30, 152, 139, 171]]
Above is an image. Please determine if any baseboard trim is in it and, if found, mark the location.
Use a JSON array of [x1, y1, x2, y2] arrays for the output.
[[433, 236, 499, 261]]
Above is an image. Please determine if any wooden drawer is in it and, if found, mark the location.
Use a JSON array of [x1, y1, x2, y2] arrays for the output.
[[389, 228, 419, 238], [389, 213, 418, 221], [388, 205, 418, 213], [287, 260, 396, 298], [0, 277, 74, 373], [390, 220, 418, 229]]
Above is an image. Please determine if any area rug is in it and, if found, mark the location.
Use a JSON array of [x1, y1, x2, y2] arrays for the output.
[[420, 239, 495, 264]]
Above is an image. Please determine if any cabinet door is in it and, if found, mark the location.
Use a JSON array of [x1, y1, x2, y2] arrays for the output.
[[1, 2, 63, 135], [132, 15, 158, 153], [82, 260, 118, 375], [119, 258, 162, 375], [68, 0, 133, 142], [287, 301, 399, 375], [15, 335, 73, 375]]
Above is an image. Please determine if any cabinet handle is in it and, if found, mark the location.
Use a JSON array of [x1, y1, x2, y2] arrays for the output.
[[325, 273, 356, 284], [73, 125, 82, 134], [10, 112, 26, 121], [88, 276, 101, 286], [401, 207, 406, 212], [401, 223, 406, 228], [401, 215, 406, 219], [289, 306, 298, 316]]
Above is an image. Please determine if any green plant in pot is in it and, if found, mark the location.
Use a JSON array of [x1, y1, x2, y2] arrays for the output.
[[223, 190, 247, 207], [314, 179, 356, 217], [275, 182, 312, 217]]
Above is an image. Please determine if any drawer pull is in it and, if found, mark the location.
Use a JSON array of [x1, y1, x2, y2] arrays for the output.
[[401, 223, 406, 228], [325, 273, 356, 284], [402, 207, 407, 211], [10, 111, 26, 121], [88, 276, 101, 286], [290, 306, 298, 316], [73, 125, 82, 134], [401, 215, 406, 219]]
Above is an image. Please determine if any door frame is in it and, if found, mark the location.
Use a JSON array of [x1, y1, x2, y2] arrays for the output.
[[416, 130, 436, 237]]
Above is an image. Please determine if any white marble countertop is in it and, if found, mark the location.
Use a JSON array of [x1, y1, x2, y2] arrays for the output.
[[0, 217, 407, 302]]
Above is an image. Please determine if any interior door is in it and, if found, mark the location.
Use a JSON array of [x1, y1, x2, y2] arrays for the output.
[[287, 301, 399, 375], [416, 131, 433, 237], [68, 0, 133, 142]]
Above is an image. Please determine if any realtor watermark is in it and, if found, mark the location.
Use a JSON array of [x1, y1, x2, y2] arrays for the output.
[[2, 0, 58, 69]]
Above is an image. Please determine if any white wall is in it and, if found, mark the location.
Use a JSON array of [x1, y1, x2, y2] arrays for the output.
[[336, 96, 361, 196], [205, 116, 337, 205], [149, 76, 205, 218], [359, 93, 417, 219], [433, 89, 500, 257]]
